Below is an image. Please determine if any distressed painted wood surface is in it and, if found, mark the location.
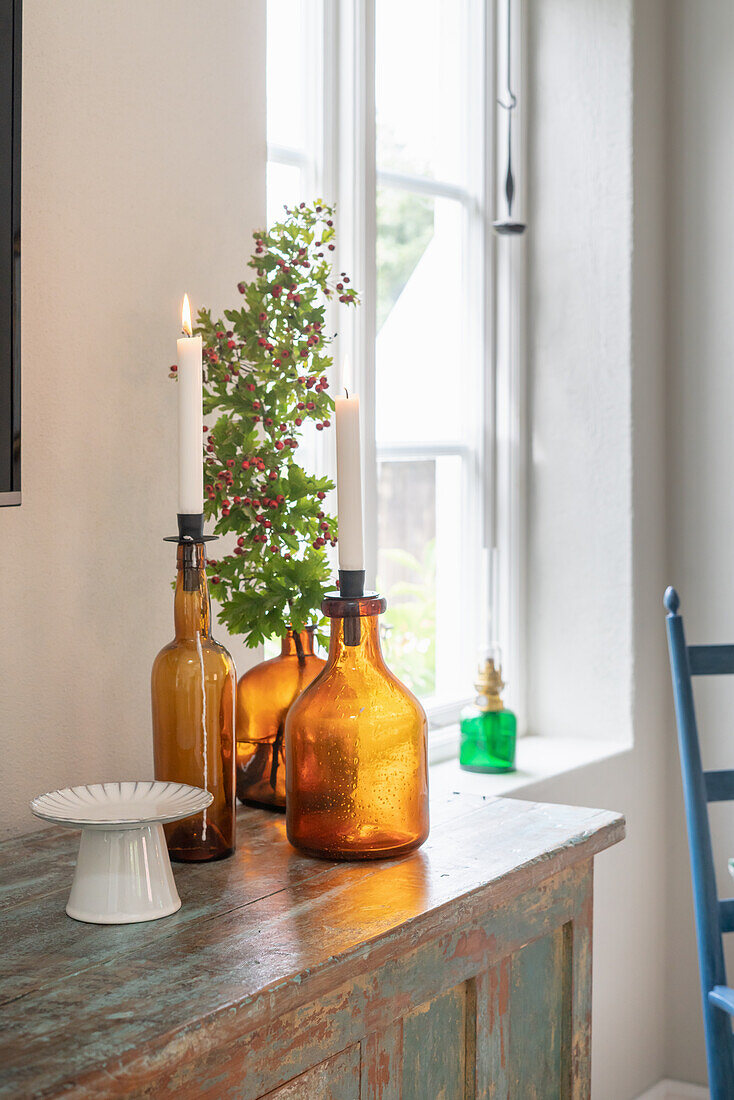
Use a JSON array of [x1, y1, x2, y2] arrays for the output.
[[0, 794, 623, 1099]]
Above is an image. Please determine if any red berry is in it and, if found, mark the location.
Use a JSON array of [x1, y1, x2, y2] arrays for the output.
[[317, 491, 325, 500], [307, 401, 315, 411], [269, 471, 277, 480], [264, 520, 272, 529], [279, 423, 287, 431], [272, 285, 282, 297], [275, 441, 284, 450], [320, 522, 328, 531], [233, 495, 241, 504], [294, 417, 302, 426], [298, 376, 306, 384], [212, 575, 221, 584], [247, 383, 256, 392], [323, 419, 331, 427], [284, 552, 291, 560], [265, 417, 273, 426], [300, 349, 308, 358], [237, 282, 246, 293], [317, 511, 324, 518], [203, 425, 208, 432], [170, 365, 178, 373], [243, 497, 251, 506], [226, 459, 234, 468], [273, 359, 281, 367], [316, 423, 323, 431], [259, 312, 266, 322], [237, 536, 245, 547], [252, 400, 261, 410], [306, 378, 314, 388], [252, 499, 261, 508], [242, 460, 250, 469], [297, 402, 306, 411], [253, 415, 260, 423], [270, 546, 279, 554]]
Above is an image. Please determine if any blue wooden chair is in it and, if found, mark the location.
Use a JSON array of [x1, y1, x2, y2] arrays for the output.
[[665, 586, 734, 1098]]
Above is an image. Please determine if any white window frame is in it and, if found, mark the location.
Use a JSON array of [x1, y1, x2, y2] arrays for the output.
[[267, 0, 527, 751]]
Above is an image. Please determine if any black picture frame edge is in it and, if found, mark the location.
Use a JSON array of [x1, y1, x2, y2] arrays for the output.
[[1, 0, 20, 506]]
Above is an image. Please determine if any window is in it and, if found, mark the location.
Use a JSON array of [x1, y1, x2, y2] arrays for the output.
[[266, 0, 524, 745]]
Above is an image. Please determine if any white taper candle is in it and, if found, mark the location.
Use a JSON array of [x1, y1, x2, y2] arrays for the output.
[[334, 390, 365, 572], [176, 294, 203, 515]]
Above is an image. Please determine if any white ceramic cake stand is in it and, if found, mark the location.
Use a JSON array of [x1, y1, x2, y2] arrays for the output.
[[30, 781, 213, 925]]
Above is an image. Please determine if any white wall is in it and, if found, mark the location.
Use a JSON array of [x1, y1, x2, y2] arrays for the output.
[[525, 2, 669, 1096], [666, 0, 734, 1086], [0, 0, 265, 838]]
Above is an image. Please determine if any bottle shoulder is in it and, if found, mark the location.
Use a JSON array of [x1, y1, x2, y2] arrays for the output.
[[286, 658, 425, 725], [152, 638, 236, 678]]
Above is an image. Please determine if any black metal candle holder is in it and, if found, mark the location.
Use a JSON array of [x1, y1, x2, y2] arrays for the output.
[[338, 569, 366, 644], [164, 514, 217, 590]]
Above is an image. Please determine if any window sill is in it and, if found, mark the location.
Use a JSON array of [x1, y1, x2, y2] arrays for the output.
[[430, 732, 628, 798]]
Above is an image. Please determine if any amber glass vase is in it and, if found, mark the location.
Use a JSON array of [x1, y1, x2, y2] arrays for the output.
[[152, 541, 236, 861], [285, 593, 429, 860], [236, 627, 325, 811]]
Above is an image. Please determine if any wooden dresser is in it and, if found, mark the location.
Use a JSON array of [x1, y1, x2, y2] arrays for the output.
[[0, 792, 623, 1099]]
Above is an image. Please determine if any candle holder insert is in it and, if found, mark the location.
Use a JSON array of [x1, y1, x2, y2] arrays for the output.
[[338, 569, 366, 645]]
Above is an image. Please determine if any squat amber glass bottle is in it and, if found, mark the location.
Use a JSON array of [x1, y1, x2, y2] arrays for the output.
[[236, 627, 325, 811], [285, 593, 429, 860], [152, 541, 236, 861]]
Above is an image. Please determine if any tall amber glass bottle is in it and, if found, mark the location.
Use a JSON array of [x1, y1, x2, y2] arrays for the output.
[[152, 541, 236, 861], [236, 627, 325, 811], [285, 593, 429, 860]]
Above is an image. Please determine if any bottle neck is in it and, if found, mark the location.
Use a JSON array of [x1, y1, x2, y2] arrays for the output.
[[326, 613, 385, 669], [281, 628, 316, 658], [174, 542, 211, 641]]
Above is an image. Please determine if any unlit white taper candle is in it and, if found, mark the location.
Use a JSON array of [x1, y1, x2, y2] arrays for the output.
[[176, 293, 203, 515], [334, 389, 365, 572]]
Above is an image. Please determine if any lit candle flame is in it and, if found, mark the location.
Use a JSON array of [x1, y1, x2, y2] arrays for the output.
[[342, 355, 352, 397], [181, 293, 192, 337]]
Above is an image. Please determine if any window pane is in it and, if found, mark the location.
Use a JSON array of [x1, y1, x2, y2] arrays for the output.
[[378, 459, 437, 698], [376, 0, 466, 184], [267, 0, 306, 151], [267, 161, 303, 226], [375, 194, 467, 445], [377, 455, 466, 702]]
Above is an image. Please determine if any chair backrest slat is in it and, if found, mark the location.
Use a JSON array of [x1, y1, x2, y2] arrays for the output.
[[688, 645, 734, 676], [665, 587, 734, 1098], [705, 770, 734, 803], [720, 899, 734, 935]]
